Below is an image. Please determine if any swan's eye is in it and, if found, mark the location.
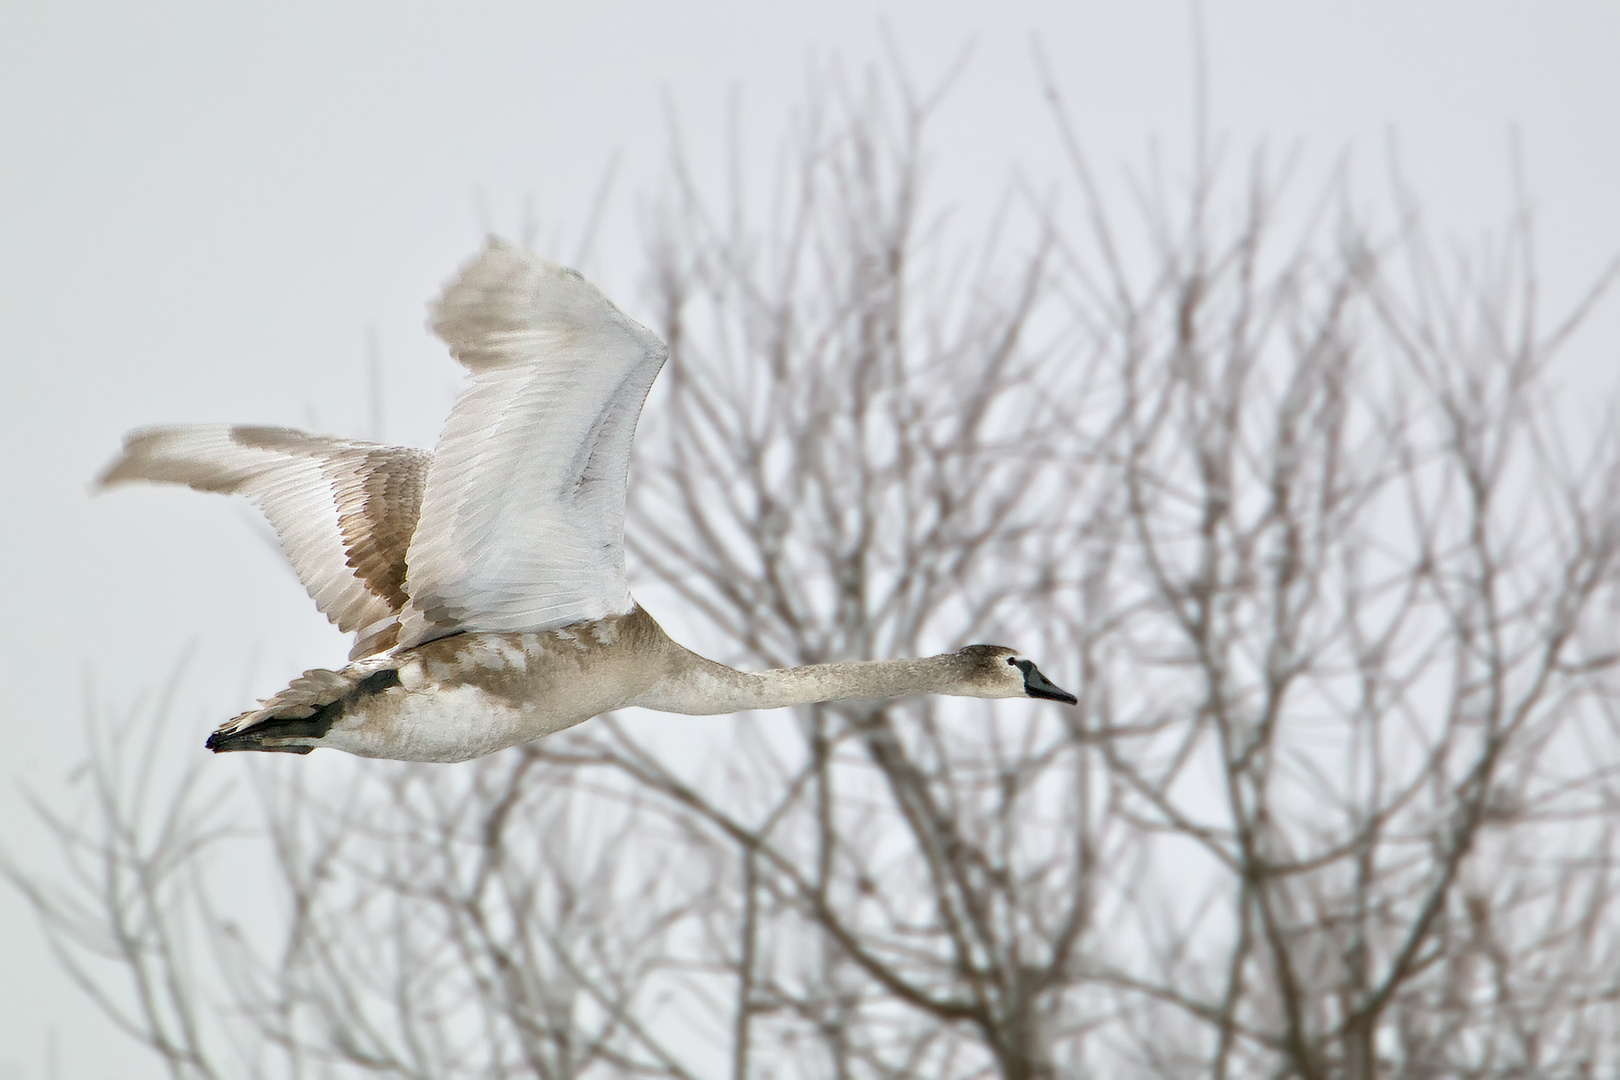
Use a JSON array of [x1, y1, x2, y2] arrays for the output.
[[1006, 656, 1018, 666]]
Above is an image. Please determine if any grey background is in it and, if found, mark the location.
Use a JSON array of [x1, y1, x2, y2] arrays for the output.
[[2, 3, 1618, 1075]]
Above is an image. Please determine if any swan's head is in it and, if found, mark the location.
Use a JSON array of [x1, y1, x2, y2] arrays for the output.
[[956, 645, 1077, 704]]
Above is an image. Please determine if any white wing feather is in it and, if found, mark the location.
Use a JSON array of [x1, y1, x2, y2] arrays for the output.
[[100, 425, 429, 657], [397, 239, 668, 647]]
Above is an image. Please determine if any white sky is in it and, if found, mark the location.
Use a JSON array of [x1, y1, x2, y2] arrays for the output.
[[2, 3, 1618, 1076]]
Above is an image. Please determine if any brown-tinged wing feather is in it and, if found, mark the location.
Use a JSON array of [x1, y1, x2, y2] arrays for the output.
[[100, 424, 429, 657]]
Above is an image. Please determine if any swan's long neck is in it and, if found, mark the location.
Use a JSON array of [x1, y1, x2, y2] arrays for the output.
[[634, 651, 972, 715]]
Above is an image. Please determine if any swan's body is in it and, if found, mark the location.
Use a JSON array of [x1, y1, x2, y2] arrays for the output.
[[100, 240, 1074, 762]]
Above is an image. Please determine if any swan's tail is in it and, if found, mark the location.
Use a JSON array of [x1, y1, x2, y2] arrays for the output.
[[208, 663, 400, 754]]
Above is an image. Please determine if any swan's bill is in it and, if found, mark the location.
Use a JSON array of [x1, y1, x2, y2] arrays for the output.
[[1011, 658, 1077, 705]]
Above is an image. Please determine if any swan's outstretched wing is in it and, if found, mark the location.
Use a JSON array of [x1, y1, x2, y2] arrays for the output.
[[100, 425, 429, 657], [397, 239, 668, 648]]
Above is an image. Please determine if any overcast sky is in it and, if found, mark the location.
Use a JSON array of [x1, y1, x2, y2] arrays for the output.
[[3, 4, 1618, 1076]]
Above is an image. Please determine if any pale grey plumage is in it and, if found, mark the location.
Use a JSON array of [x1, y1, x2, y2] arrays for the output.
[[99, 239, 1074, 762]]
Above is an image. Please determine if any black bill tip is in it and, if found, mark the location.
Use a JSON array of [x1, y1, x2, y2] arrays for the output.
[[1015, 659, 1077, 705]]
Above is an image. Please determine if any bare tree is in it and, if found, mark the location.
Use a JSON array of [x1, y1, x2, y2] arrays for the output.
[[1028, 99, 1620, 1074], [9, 57, 1620, 1080]]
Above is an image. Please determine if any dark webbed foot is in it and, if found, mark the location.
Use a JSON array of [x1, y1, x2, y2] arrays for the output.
[[207, 669, 400, 754]]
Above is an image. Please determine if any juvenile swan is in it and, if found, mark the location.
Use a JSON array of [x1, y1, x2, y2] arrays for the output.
[[99, 240, 1075, 762]]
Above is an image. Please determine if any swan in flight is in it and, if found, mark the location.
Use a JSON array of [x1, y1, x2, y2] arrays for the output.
[[99, 240, 1075, 762]]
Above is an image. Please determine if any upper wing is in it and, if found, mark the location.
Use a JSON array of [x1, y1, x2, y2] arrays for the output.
[[100, 425, 430, 657], [397, 239, 668, 648]]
